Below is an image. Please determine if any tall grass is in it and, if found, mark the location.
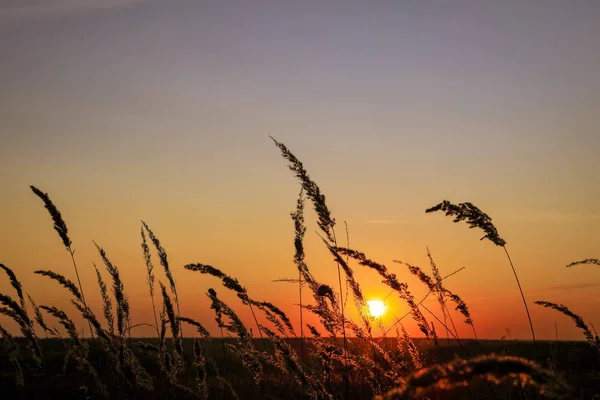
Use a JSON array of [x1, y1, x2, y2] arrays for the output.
[[425, 200, 537, 344], [535, 256, 600, 353], [30, 185, 95, 339], [1, 139, 593, 399]]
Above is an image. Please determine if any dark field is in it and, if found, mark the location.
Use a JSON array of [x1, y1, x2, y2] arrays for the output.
[[1, 337, 599, 399]]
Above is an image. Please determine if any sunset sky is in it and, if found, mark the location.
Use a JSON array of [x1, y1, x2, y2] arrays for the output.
[[1, 0, 599, 341]]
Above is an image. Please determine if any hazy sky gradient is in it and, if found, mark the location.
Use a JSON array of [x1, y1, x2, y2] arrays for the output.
[[1, 0, 599, 340]]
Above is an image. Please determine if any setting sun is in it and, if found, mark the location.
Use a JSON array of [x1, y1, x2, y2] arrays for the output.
[[366, 300, 386, 318]]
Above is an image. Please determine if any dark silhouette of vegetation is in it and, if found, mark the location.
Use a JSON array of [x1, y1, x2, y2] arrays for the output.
[[1, 139, 597, 399]]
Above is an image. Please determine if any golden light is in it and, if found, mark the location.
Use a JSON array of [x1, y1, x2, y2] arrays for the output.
[[366, 300, 386, 318]]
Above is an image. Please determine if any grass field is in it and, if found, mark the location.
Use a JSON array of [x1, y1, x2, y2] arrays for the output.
[[1, 139, 598, 399], [1, 337, 599, 399]]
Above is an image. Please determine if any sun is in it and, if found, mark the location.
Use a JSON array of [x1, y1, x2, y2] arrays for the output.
[[366, 300, 386, 318]]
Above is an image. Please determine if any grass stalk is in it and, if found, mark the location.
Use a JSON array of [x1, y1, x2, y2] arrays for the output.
[[425, 200, 536, 344], [141, 227, 160, 338], [503, 245, 536, 344], [298, 267, 304, 362], [247, 301, 266, 349], [67, 249, 94, 339], [30, 185, 95, 339]]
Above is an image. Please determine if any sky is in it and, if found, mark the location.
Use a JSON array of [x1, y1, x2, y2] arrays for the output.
[[0, 0, 599, 341]]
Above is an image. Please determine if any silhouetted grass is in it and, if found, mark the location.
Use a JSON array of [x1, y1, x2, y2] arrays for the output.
[[1, 139, 597, 399], [425, 200, 537, 345]]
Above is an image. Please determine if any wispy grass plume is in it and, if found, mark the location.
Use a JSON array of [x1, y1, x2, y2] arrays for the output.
[[397, 325, 422, 370], [184, 263, 266, 344], [272, 137, 352, 396], [179, 316, 210, 339], [141, 226, 160, 337], [34, 270, 83, 302], [93, 262, 115, 336], [27, 294, 58, 338], [270, 137, 335, 243], [534, 301, 598, 347], [207, 288, 264, 386], [427, 248, 453, 342], [141, 222, 180, 326], [35, 268, 116, 358], [0, 293, 42, 366], [377, 354, 567, 400], [334, 247, 431, 338], [425, 201, 505, 246], [288, 189, 341, 340], [159, 282, 185, 388], [0, 264, 25, 309], [258, 301, 295, 336], [30, 186, 72, 249], [30, 185, 94, 338], [395, 258, 477, 340], [566, 258, 600, 268], [291, 189, 306, 359], [94, 242, 130, 339], [159, 282, 181, 355], [0, 267, 43, 366], [425, 200, 536, 344]]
